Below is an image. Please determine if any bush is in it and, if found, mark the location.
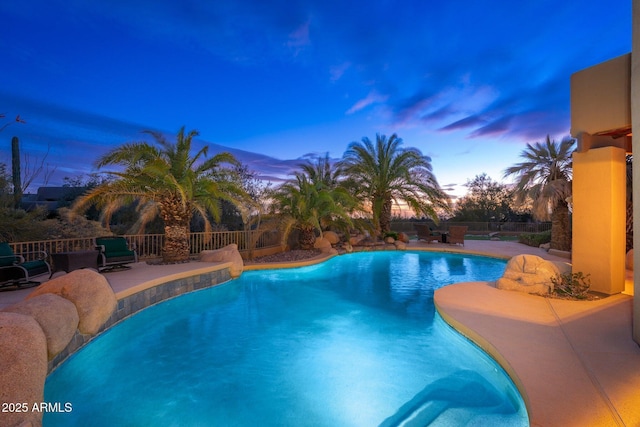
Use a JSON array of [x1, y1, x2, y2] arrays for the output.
[[519, 230, 551, 247], [551, 272, 591, 299]]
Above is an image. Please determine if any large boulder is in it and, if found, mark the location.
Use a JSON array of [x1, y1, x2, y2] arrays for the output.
[[313, 237, 332, 252], [0, 312, 48, 427], [349, 235, 364, 246], [496, 254, 562, 295], [322, 231, 340, 245], [394, 241, 407, 250], [199, 243, 244, 278], [4, 294, 79, 360], [27, 269, 117, 335]]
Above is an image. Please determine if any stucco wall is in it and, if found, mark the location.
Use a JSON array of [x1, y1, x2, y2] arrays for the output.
[[571, 53, 631, 136], [572, 146, 626, 295], [632, 0, 640, 345]]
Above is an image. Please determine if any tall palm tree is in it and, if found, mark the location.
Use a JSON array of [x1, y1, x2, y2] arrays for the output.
[[503, 135, 574, 251], [339, 133, 450, 237], [73, 126, 248, 263]]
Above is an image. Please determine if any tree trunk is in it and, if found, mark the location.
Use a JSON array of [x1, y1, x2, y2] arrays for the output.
[[159, 196, 191, 263], [379, 197, 393, 236], [550, 200, 571, 251], [298, 226, 317, 250], [163, 223, 190, 262]]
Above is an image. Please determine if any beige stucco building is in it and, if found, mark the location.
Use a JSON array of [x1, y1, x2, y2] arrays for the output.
[[570, 3, 639, 344]]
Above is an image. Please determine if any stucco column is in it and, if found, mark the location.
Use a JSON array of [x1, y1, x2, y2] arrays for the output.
[[572, 146, 626, 294], [632, 0, 640, 345]]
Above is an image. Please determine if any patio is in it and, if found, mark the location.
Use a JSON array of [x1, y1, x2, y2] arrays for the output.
[[0, 240, 638, 426]]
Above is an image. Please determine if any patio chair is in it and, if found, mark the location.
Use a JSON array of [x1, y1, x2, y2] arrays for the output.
[[414, 224, 443, 243], [0, 242, 51, 289], [447, 226, 468, 246], [95, 236, 138, 272]]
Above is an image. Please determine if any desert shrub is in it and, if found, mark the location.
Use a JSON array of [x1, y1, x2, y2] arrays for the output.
[[519, 230, 551, 247], [551, 272, 591, 299]]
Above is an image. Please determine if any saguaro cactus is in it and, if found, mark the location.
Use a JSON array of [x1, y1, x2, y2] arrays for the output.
[[11, 136, 22, 209]]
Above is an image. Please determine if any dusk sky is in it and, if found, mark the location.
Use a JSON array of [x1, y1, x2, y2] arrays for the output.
[[0, 1, 632, 198]]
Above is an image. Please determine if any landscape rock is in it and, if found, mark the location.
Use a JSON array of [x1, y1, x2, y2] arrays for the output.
[[349, 235, 364, 246], [394, 241, 407, 250], [27, 269, 117, 335], [550, 261, 572, 275], [3, 294, 79, 360], [323, 231, 340, 245], [199, 243, 244, 278], [539, 243, 551, 251], [344, 243, 353, 253], [397, 232, 410, 243], [496, 254, 562, 295], [384, 236, 395, 244], [313, 237, 333, 252], [0, 312, 48, 427]]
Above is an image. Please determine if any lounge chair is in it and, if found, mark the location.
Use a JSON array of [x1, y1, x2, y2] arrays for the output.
[[447, 226, 468, 246], [95, 236, 138, 272], [0, 242, 51, 289], [414, 224, 444, 243]]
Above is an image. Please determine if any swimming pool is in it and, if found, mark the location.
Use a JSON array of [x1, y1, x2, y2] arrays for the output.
[[45, 251, 528, 426]]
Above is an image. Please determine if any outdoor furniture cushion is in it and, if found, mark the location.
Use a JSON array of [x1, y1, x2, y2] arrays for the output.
[[0, 242, 50, 288], [95, 237, 137, 270]]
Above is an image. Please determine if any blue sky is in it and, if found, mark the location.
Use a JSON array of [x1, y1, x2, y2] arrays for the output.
[[0, 0, 631, 197]]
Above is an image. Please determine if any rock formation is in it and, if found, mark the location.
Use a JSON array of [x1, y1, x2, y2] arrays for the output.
[[4, 294, 79, 359], [496, 254, 565, 295], [313, 237, 333, 252], [199, 243, 244, 278], [322, 231, 340, 245], [0, 312, 48, 427], [28, 269, 117, 335]]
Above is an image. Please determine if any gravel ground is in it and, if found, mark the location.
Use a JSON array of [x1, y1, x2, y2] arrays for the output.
[[250, 249, 321, 263]]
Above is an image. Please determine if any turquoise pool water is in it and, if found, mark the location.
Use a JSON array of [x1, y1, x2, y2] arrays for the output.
[[45, 251, 528, 426]]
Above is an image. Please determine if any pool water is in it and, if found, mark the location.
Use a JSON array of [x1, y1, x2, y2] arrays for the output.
[[45, 251, 529, 426]]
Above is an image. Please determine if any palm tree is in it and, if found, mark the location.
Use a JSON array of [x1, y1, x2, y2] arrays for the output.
[[339, 133, 450, 237], [503, 135, 574, 251], [299, 153, 341, 190], [270, 156, 357, 249], [73, 126, 249, 263]]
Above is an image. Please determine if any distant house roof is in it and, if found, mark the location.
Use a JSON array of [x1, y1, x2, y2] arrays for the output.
[[21, 186, 87, 211], [36, 187, 69, 201]]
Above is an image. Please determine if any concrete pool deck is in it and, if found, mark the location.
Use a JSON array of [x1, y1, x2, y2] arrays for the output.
[[1, 240, 638, 426]]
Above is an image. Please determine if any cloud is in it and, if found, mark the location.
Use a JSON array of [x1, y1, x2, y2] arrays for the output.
[[287, 21, 311, 54], [439, 115, 487, 133], [346, 91, 389, 115], [469, 115, 513, 138], [329, 62, 351, 82]]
